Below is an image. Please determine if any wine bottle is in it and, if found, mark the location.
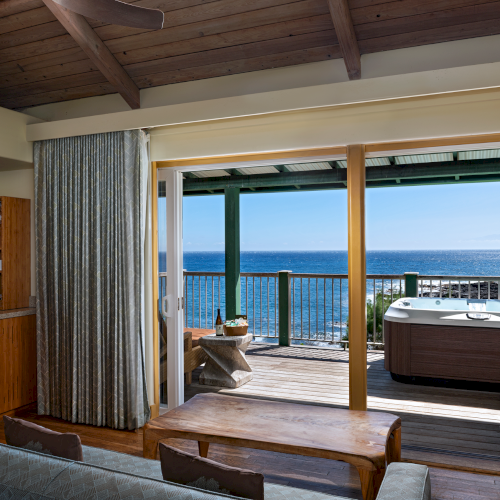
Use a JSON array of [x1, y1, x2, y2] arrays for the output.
[[215, 309, 224, 336]]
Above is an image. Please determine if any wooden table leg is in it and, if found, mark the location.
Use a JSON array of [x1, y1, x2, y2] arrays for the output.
[[357, 468, 375, 500], [143, 434, 159, 459], [198, 441, 209, 458], [357, 468, 385, 500], [387, 426, 401, 464]]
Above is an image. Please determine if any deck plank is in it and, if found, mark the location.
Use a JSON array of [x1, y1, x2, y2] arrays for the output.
[[185, 343, 500, 473]]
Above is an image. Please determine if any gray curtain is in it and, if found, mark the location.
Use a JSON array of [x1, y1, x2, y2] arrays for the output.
[[34, 131, 150, 430]]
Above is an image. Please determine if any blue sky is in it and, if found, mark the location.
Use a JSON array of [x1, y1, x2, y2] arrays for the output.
[[159, 181, 500, 251]]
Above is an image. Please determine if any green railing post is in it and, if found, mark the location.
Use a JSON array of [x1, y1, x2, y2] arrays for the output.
[[404, 272, 419, 297], [278, 270, 291, 346], [225, 187, 240, 320]]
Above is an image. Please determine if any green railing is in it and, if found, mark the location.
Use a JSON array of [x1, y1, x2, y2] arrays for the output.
[[160, 272, 500, 348]]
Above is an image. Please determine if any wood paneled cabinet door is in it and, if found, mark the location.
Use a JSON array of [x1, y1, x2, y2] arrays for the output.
[[0, 315, 37, 413], [0, 196, 31, 310]]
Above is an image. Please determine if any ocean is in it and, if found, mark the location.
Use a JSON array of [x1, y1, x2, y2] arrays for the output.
[[159, 250, 500, 344], [161, 250, 500, 276]]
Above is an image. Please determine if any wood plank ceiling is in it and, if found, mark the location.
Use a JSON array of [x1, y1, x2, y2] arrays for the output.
[[1, 0, 500, 110]]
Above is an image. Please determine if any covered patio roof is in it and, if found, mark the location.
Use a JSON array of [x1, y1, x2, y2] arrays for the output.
[[181, 149, 500, 196]]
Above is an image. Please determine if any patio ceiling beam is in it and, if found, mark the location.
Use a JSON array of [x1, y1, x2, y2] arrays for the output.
[[183, 185, 346, 196], [183, 159, 500, 193], [42, 0, 141, 109], [326, 0, 361, 80], [225, 169, 244, 176], [275, 165, 292, 173], [183, 172, 500, 196], [367, 159, 500, 181], [184, 169, 347, 192], [368, 174, 500, 189]]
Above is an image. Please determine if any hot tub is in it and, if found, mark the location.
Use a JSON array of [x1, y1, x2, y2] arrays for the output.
[[384, 298, 500, 383]]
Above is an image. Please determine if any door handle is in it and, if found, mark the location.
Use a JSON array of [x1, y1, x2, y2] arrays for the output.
[[162, 295, 173, 318]]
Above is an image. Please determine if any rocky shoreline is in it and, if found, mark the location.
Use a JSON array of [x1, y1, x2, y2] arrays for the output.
[[420, 281, 499, 299]]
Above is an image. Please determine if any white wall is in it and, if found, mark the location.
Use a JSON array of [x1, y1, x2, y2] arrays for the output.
[[149, 89, 500, 161], [0, 169, 36, 296], [0, 107, 37, 297], [0, 107, 41, 169]]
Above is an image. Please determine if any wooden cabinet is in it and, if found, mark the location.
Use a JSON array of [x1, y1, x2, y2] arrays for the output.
[[0, 196, 31, 310], [0, 314, 37, 413]]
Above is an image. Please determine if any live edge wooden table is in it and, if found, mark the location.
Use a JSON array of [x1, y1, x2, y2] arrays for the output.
[[143, 394, 401, 500]]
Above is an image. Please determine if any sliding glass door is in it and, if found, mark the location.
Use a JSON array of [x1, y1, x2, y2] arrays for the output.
[[157, 168, 184, 409]]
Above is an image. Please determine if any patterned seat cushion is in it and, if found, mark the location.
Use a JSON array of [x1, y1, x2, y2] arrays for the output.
[[264, 484, 350, 500], [81, 445, 347, 500], [82, 445, 163, 479], [0, 444, 240, 500], [0, 444, 72, 499], [44, 462, 240, 500], [80, 445, 430, 500]]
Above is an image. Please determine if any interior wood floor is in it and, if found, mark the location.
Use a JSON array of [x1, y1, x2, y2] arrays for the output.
[[185, 343, 500, 476]]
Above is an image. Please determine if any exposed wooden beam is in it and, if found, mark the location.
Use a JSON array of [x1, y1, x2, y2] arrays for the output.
[[42, 0, 140, 109], [52, 0, 164, 30], [326, 0, 361, 80]]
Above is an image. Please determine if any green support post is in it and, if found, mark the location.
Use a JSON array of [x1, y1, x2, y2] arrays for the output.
[[225, 187, 240, 320], [278, 271, 291, 346], [404, 272, 419, 298]]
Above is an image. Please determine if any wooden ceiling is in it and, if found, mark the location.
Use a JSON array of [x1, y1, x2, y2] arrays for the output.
[[1, 0, 500, 111]]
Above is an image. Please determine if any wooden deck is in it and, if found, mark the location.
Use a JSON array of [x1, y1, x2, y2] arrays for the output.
[[186, 343, 500, 475], [2, 342, 500, 499]]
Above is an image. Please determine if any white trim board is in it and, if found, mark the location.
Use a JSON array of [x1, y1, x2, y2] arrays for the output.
[[26, 60, 500, 143], [149, 90, 500, 162], [161, 168, 185, 409]]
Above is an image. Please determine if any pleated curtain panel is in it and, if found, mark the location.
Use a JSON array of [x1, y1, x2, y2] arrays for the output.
[[34, 130, 151, 430]]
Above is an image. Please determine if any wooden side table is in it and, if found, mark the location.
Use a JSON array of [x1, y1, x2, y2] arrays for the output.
[[198, 333, 253, 388]]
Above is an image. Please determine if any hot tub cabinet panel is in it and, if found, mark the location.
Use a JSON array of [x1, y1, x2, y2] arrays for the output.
[[384, 321, 411, 376], [384, 320, 500, 383]]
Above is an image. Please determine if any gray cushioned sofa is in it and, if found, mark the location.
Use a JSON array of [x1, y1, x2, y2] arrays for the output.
[[0, 443, 430, 500]]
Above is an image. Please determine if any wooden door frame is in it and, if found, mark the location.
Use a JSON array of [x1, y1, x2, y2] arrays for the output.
[[149, 132, 500, 417]]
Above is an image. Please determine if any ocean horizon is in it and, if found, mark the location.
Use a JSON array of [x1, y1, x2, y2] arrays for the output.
[[158, 250, 500, 344], [160, 250, 500, 276]]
